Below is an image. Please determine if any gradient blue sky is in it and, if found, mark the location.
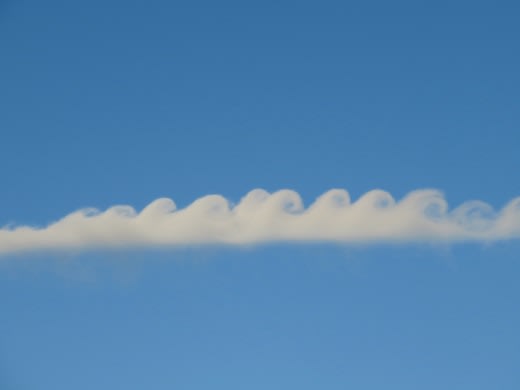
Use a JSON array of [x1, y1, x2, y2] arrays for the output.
[[1, 0, 519, 388]]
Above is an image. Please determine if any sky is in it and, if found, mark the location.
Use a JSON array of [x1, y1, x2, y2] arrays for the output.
[[1, 0, 519, 389]]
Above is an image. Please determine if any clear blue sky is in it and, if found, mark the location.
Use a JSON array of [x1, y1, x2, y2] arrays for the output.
[[1, 0, 519, 388]]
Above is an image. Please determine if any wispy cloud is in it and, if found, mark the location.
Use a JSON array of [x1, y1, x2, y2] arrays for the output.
[[1, 189, 519, 255]]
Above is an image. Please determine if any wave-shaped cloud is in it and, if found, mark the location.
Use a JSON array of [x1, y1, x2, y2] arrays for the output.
[[1, 189, 520, 255]]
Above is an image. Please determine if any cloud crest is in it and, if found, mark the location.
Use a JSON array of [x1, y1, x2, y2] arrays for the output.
[[1, 189, 520, 255]]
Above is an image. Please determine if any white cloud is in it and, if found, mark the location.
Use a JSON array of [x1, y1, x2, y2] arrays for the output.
[[1, 189, 519, 255]]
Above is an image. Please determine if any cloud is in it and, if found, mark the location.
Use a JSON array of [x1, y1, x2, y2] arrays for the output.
[[1, 189, 520, 255]]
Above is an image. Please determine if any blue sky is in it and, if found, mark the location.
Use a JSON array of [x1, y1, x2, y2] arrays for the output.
[[1, 0, 519, 388]]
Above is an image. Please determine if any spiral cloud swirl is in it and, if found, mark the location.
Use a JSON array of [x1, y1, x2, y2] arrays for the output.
[[1, 189, 520, 255]]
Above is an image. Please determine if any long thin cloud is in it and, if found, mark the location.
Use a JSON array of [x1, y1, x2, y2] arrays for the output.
[[1, 189, 520, 255]]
